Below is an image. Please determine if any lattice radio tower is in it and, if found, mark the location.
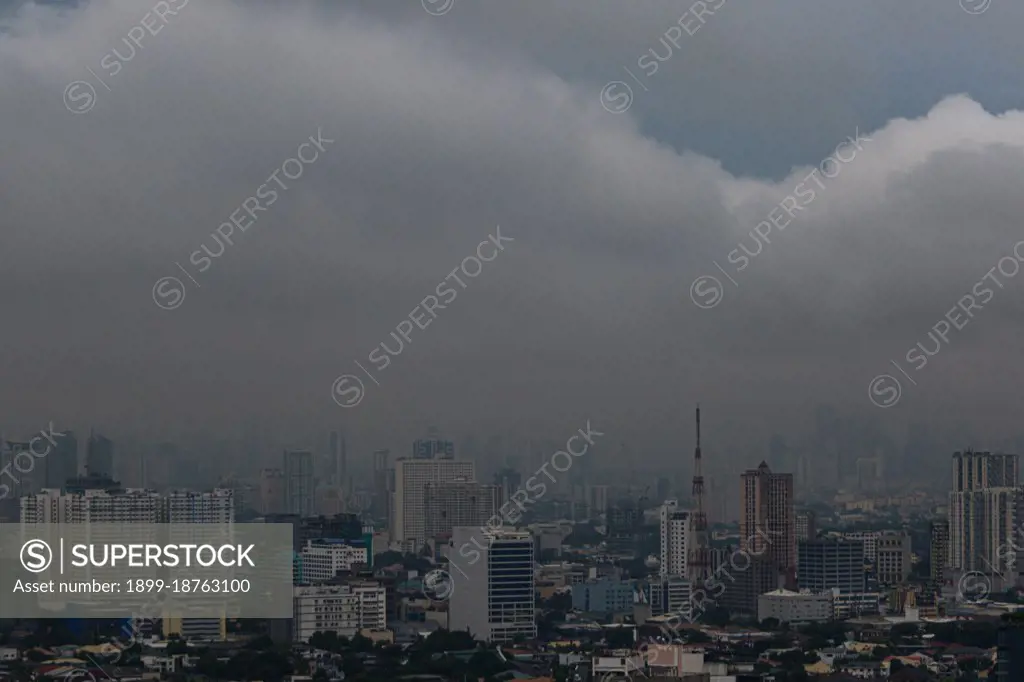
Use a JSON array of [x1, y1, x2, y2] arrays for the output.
[[688, 405, 711, 582]]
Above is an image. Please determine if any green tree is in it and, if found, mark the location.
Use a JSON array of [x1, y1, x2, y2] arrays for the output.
[[350, 632, 374, 653], [166, 638, 189, 655]]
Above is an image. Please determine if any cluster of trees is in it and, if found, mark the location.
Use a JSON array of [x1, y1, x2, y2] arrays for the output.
[[307, 629, 513, 682]]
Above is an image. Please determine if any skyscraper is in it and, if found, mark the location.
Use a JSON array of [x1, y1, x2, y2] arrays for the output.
[[283, 450, 315, 517], [260, 468, 285, 515], [605, 500, 639, 555], [953, 450, 1018, 489], [86, 432, 114, 478], [328, 430, 347, 490], [659, 500, 691, 578], [372, 449, 389, 521], [588, 484, 609, 519], [46, 429, 78, 489], [1, 440, 38, 499], [949, 450, 1020, 573], [450, 527, 536, 643], [930, 520, 949, 594], [741, 461, 796, 588], [392, 457, 474, 547]]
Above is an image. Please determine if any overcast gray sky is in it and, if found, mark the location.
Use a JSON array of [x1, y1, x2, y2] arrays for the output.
[[2, 0, 1023, 469]]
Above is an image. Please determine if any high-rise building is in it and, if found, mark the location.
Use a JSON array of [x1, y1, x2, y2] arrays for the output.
[[588, 484, 609, 519], [424, 480, 502, 539], [716, 556, 779, 616], [876, 531, 912, 585], [656, 477, 671, 504], [449, 527, 536, 643], [372, 449, 390, 521], [413, 432, 455, 460], [46, 430, 78, 489], [328, 431, 347, 490], [949, 450, 1020, 572], [930, 519, 950, 592], [493, 468, 522, 507], [283, 450, 315, 517], [86, 432, 114, 478], [741, 461, 796, 588], [606, 501, 639, 555], [391, 457, 474, 547], [953, 450, 1018, 489], [659, 500, 691, 578], [796, 510, 817, 542], [1, 440, 38, 500], [798, 538, 866, 594], [260, 468, 285, 515]]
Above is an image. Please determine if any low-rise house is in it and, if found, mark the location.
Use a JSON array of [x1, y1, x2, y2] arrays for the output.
[[839, 660, 887, 679]]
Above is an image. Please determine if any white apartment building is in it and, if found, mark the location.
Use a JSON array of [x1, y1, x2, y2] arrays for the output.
[[21, 487, 163, 523], [165, 489, 234, 523], [659, 500, 691, 578], [20, 487, 234, 524], [449, 527, 536, 643], [757, 588, 833, 623], [297, 540, 370, 583], [293, 582, 386, 641], [392, 458, 475, 546]]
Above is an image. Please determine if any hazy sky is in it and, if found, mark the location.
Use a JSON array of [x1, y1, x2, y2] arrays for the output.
[[2, 0, 1023, 467]]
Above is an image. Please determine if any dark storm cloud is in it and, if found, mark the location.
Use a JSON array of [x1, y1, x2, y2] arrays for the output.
[[1, 0, 1023, 462]]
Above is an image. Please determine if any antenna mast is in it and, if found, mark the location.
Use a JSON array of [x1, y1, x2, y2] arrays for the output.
[[688, 405, 711, 582]]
